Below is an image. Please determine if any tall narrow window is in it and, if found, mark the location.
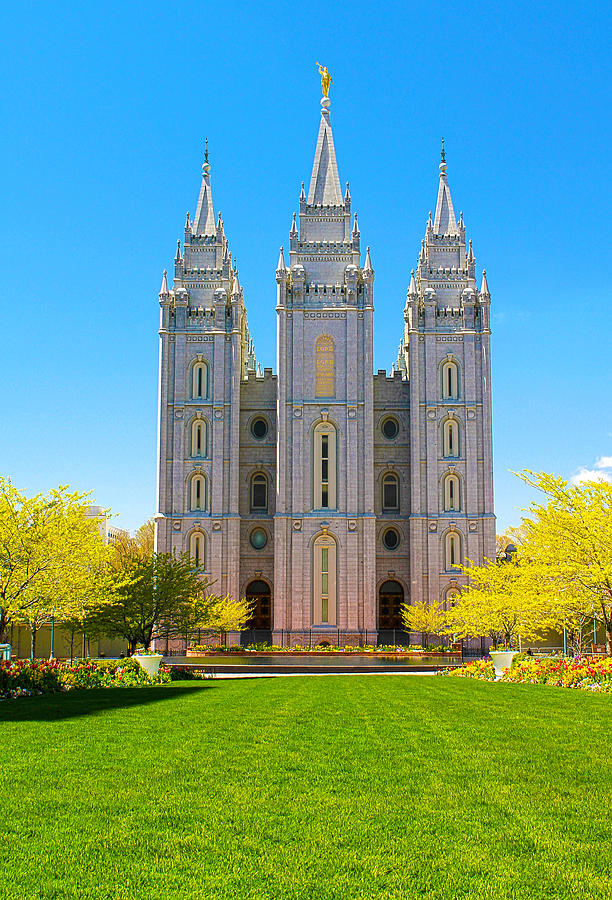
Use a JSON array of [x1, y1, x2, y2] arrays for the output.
[[313, 534, 336, 625], [313, 423, 337, 509], [191, 420, 208, 457], [315, 335, 335, 397], [321, 435, 329, 508], [192, 362, 209, 399], [443, 420, 459, 458], [444, 474, 460, 511], [250, 473, 268, 512], [382, 473, 399, 511], [321, 547, 329, 622], [445, 532, 461, 570], [190, 532, 205, 568], [190, 474, 208, 511], [441, 361, 459, 399]]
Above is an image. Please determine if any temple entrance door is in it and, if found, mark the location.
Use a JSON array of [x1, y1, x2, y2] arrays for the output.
[[378, 580, 405, 640], [241, 580, 272, 645]]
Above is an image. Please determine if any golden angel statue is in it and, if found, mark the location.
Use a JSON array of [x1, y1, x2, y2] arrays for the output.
[[316, 62, 333, 98]]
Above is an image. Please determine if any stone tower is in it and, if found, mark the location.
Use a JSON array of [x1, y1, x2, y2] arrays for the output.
[[156, 145, 259, 604], [395, 143, 495, 609], [273, 94, 376, 642]]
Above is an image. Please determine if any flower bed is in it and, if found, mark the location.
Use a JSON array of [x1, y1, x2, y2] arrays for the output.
[[0, 658, 171, 700], [439, 655, 612, 692]]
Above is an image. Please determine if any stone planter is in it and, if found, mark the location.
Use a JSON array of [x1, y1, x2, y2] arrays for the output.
[[133, 653, 163, 677], [489, 650, 518, 680]]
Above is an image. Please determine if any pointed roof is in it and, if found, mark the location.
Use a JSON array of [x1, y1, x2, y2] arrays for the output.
[[159, 269, 169, 295], [408, 269, 417, 295], [363, 246, 373, 273], [307, 105, 343, 205], [480, 269, 490, 296], [193, 146, 216, 236], [276, 246, 286, 272], [433, 142, 458, 235]]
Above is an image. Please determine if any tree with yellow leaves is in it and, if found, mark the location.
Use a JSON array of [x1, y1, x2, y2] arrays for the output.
[[401, 600, 448, 638], [448, 549, 556, 650], [517, 471, 612, 653], [0, 479, 114, 657]]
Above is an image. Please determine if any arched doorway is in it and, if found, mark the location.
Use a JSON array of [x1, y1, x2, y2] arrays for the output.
[[241, 580, 272, 646], [378, 580, 405, 642]]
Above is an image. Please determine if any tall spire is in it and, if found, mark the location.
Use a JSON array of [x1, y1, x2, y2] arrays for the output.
[[193, 139, 216, 236], [307, 99, 343, 205], [433, 138, 458, 235], [159, 269, 169, 296], [480, 269, 490, 297]]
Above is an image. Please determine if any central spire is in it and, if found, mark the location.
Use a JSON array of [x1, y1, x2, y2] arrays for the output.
[[433, 138, 458, 235], [307, 98, 343, 205], [193, 140, 216, 236]]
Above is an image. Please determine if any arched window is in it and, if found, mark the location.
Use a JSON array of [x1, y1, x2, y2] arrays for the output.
[[190, 474, 208, 511], [382, 473, 399, 511], [190, 532, 206, 569], [443, 473, 461, 511], [315, 334, 335, 398], [441, 360, 459, 399], [191, 419, 208, 457], [313, 422, 337, 509], [250, 473, 268, 512], [445, 531, 461, 570], [313, 533, 337, 625], [443, 587, 461, 611], [191, 361, 209, 399], [443, 419, 460, 458]]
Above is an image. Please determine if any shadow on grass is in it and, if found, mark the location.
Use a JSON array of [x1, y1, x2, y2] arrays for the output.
[[0, 683, 214, 723]]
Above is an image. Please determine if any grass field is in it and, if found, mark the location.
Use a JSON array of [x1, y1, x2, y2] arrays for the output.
[[1, 676, 611, 900]]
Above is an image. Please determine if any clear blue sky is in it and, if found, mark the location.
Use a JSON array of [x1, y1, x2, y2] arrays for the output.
[[1, 0, 610, 535]]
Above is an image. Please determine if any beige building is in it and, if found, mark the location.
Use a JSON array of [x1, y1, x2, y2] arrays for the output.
[[156, 93, 495, 644]]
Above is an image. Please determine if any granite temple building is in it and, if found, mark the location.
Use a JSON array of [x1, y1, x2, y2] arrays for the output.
[[155, 90, 495, 644]]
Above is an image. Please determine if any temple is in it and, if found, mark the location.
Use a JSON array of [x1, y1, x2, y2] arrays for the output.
[[155, 92, 495, 644]]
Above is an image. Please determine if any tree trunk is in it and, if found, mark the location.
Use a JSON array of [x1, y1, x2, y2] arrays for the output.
[[70, 628, 75, 664], [30, 624, 37, 660]]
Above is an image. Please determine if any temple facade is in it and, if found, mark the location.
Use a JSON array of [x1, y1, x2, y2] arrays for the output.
[[155, 93, 495, 644]]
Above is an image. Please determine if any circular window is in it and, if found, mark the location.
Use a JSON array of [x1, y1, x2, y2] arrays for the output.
[[382, 417, 399, 440], [382, 528, 400, 551], [250, 528, 268, 550], [251, 418, 268, 439]]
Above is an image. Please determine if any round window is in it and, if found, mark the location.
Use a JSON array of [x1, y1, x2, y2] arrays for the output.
[[250, 528, 268, 550], [383, 528, 400, 551], [382, 417, 399, 440], [251, 418, 268, 439]]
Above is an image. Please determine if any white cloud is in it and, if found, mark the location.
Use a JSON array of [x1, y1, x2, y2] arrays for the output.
[[594, 456, 612, 470], [570, 468, 612, 485]]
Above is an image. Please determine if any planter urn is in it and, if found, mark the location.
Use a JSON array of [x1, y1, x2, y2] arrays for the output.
[[133, 653, 163, 677], [489, 650, 518, 680]]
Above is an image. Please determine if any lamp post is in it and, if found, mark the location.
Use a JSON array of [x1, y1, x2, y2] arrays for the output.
[[49, 608, 55, 659]]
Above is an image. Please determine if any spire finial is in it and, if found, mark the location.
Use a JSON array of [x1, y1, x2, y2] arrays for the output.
[[205, 137, 209, 164], [439, 138, 447, 177]]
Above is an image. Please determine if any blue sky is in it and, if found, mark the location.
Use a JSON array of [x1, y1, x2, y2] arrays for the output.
[[1, 0, 610, 534]]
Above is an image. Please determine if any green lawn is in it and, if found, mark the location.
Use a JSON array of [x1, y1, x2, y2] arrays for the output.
[[0, 677, 610, 900]]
